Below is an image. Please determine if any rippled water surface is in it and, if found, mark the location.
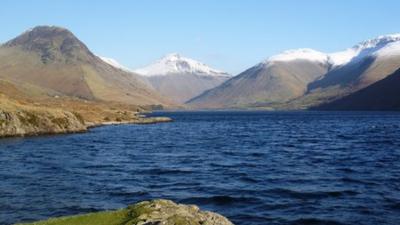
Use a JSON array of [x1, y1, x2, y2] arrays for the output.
[[1, 111, 400, 225]]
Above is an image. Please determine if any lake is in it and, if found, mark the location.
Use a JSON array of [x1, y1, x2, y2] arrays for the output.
[[1, 111, 400, 225]]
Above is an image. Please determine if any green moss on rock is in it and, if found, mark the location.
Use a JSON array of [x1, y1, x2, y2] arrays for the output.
[[16, 199, 234, 225], [16, 209, 130, 225]]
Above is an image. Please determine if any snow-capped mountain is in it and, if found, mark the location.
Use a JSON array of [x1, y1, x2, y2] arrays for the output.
[[308, 34, 400, 92], [263, 34, 400, 67], [266, 48, 329, 64], [99, 56, 133, 72], [134, 53, 231, 104], [188, 51, 330, 108], [328, 33, 400, 66], [188, 33, 400, 109], [135, 53, 230, 77]]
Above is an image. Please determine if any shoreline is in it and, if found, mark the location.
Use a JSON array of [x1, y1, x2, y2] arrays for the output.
[[0, 116, 172, 139], [86, 116, 173, 129]]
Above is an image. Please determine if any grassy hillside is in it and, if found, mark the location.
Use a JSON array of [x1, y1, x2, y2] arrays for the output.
[[187, 60, 329, 109], [0, 94, 86, 137], [0, 26, 172, 107], [0, 80, 171, 137]]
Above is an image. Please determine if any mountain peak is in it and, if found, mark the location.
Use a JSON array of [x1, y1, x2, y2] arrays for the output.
[[26, 25, 71, 34], [3, 25, 94, 63], [327, 33, 400, 66], [261, 33, 400, 67], [135, 53, 230, 77], [164, 53, 182, 60], [5, 26, 77, 47], [355, 33, 400, 50], [265, 48, 328, 64]]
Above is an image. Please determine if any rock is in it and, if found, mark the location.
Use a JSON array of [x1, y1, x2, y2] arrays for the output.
[[0, 97, 87, 138], [16, 199, 234, 225], [134, 116, 173, 124], [128, 200, 233, 225], [0, 109, 87, 138]]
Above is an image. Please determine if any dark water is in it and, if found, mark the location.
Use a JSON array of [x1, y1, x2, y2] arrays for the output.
[[1, 111, 400, 225]]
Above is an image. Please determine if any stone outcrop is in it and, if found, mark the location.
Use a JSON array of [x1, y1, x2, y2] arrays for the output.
[[126, 200, 233, 225], [0, 93, 172, 138], [17, 199, 234, 225], [0, 108, 87, 138]]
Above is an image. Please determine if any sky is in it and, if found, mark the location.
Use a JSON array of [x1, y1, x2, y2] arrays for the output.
[[0, 0, 400, 74]]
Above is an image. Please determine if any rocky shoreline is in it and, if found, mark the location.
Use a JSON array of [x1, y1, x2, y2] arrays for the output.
[[0, 105, 172, 138], [16, 199, 234, 225], [0, 109, 86, 138], [86, 116, 172, 128]]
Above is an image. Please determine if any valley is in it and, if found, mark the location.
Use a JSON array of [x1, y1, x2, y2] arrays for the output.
[[2, 26, 400, 137], [1, 2, 400, 225]]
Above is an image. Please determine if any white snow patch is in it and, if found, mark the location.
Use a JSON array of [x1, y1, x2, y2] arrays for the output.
[[329, 33, 400, 65], [99, 56, 133, 72], [372, 41, 400, 58], [134, 53, 230, 77], [262, 33, 400, 68], [266, 48, 328, 63], [327, 48, 359, 66]]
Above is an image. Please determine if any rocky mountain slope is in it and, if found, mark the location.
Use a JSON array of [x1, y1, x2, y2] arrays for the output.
[[188, 34, 400, 109], [17, 199, 234, 225], [314, 68, 400, 111], [0, 26, 171, 107], [187, 49, 330, 108], [301, 34, 400, 108], [134, 53, 231, 103]]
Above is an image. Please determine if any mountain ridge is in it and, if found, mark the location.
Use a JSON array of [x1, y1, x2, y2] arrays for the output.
[[132, 53, 231, 104], [135, 53, 231, 77], [0, 25, 172, 107], [313, 68, 400, 111], [188, 33, 400, 109], [99, 56, 133, 72]]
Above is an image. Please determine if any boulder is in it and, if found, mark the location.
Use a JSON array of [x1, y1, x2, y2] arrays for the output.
[[17, 199, 234, 225]]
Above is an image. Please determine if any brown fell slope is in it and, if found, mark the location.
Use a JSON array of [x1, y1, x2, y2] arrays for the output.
[[0, 26, 172, 106]]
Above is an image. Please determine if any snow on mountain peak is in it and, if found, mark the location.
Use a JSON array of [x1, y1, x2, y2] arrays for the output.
[[164, 52, 182, 60], [134, 53, 230, 77], [99, 56, 133, 72], [262, 34, 400, 67], [354, 33, 400, 50], [329, 33, 400, 66], [265, 48, 329, 64], [326, 49, 358, 66]]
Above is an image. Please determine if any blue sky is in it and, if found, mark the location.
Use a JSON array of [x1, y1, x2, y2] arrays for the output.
[[0, 0, 399, 74]]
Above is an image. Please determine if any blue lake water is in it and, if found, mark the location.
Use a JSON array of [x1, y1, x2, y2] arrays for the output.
[[1, 111, 400, 225]]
